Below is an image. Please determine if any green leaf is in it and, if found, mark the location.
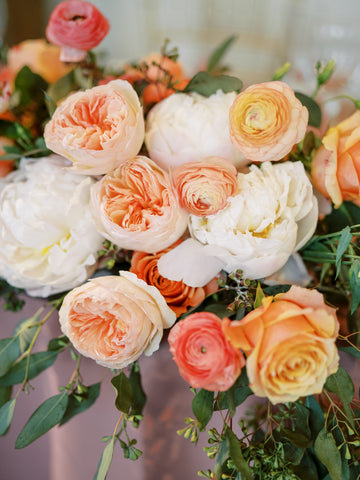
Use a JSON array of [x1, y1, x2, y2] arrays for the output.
[[207, 35, 237, 73], [317, 59, 335, 86], [272, 62, 291, 81], [46, 69, 76, 107], [203, 302, 231, 318], [214, 436, 230, 479], [335, 226, 352, 278], [305, 395, 325, 440], [47, 335, 70, 352], [0, 336, 20, 377], [295, 91, 322, 128], [215, 370, 252, 412], [254, 282, 265, 308], [14, 66, 48, 107], [129, 363, 147, 415], [325, 366, 354, 406], [349, 259, 360, 314], [314, 427, 342, 480], [0, 398, 16, 436], [13, 312, 41, 353], [184, 71, 242, 97], [60, 383, 101, 426], [339, 346, 360, 358], [94, 438, 114, 480], [111, 372, 133, 414], [0, 120, 19, 140], [0, 350, 59, 386], [192, 389, 214, 429], [15, 392, 68, 448], [226, 428, 252, 480], [0, 386, 12, 408]]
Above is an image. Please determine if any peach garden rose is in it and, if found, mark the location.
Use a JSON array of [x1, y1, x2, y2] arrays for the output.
[[44, 79, 144, 175], [229, 81, 308, 162], [223, 286, 340, 404], [59, 271, 176, 369], [168, 312, 245, 391]]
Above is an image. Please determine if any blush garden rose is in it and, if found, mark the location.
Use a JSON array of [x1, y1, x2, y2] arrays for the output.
[[223, 286, 340, 404], [59, 271, 176, 369]]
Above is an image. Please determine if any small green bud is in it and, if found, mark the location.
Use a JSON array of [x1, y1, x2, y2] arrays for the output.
[[317, 59, 335, 86], [272, 62, 291, 81]]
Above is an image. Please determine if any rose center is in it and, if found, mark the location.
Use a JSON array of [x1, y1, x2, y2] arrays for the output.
[[201, 346, 207, 354], [70, 15, 86, 22]]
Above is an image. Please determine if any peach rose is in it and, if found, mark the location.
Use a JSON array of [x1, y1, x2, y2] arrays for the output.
[[7, 39, 72, 84], [46, 0, 110, 62], [311, 111, 360, 208], [223, 286, 339, 404], [172, 156, 238, 216], [59, 271, 176, 369], [168, 312, 245, 391], [130, 242, 218, 317], [229, 81, 308, 162], [90, 156, 188, 253], [44, 79, 144, 175]]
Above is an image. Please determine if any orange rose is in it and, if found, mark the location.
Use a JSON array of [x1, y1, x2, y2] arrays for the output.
[[130, 242, 218, 317], [229, 81, 308, 162], [172, 156, 238, 216], [223, 286, 339, 404], [7, 39, 72, 84], [168, 312, 245, 391], [311, 111, 360, 208]]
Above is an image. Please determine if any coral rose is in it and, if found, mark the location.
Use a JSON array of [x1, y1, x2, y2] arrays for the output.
[[223, 286, 339, 404], [44, 79, 144, 175], [90, 156, 188, 253], [229, 81, 308, 162], [59, 271, 176, 369], [168, 312, 245, 391], [130, 242, 217, 317], [172, 156, 238, 216], [46, 0, 110, 62], [311, 111, 360, 208]]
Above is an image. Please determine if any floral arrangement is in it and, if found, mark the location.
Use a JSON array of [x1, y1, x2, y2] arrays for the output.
[[0, 1, 359, 479]]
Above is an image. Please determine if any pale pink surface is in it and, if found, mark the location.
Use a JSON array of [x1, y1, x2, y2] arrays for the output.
[[168, 312, 245, 391]]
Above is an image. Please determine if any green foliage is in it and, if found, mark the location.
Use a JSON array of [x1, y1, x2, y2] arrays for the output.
[[0, 279, 24, 312], [111, 371, 134, 414], [184, 71, 242, 97], [0, 337, 20, 377], [0, 398, 16, 436], [206, 35, 237, 73], [60, 383, 101, 426], [272, 62, 291, 81], [314, 427, 342, 480], [226, 428, 253, 480], [95, 438, 115, 480], [14, 66, 48, 108], [192, 389, 214, 430], [295, 92, 322, 127], [128, 363, 146, 415]]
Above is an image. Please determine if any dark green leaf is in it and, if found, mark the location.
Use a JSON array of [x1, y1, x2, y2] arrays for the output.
[[339, 346, 360, 358], [325, 366, 354, 406], [203, 303, 231, 318], [335, 226, 352, 278], [47, 335, 70, 352], [254, 282, 265, 308], [214, 436, 230, 479], [0, 386, 12, 408], [263, 284, 291, 296], [207, 35, 237, 73], [60, 383, 101, 425], [129, 363, 146, 415], [349, 259, 360, 314], [0, 350, 59, 386], [111, 372, 133, 414], [305, 395, 325, 440], [192, 389, 214, 429], [280, 428, 312, 449], [215, 370, 252, 412], [0, 398, 16, 436], [295, 92, 322, 128], [0, 120, 21, 139], [0, 336, 20, 377], [94, 438, 114, 480], [14, 66, 48, 107], [226, 428, 252, 480], [184, 71, 242, 97], [314, 427, 342, 480], [15, 392, 68, 448], [292, 451, 320, 480]]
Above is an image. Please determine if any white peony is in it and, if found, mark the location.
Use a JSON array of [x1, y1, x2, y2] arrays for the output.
[[144, 90, 247, 170], [158, 161, 318, 286], [0, 155, 104, 297]]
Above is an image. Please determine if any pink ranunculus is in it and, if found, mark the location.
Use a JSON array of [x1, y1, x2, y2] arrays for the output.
[[46, 0, 110, 62], [168, 312, 245, 391], [172, 156, 238, 216], [90, 156, 188, 253], [44, 79, 144, 175], [59, 271, 176, 369]]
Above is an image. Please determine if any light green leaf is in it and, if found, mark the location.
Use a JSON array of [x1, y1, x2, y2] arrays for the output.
[[207, 35, 237, 73], [184, 71, 242, 97], [314, 427, 342, 480], [111, 372, 133, 414], [254, 282, 265, 308], [295, 91, 322, 128], [13, 311, 41, 353], [0, 398, 16, 436], [60, 383, 101, 426], [15, 392, 68, 448], [349, 259, 360, 314], [272, 62, 291, 81], [226, 428, 252, 480], [94, 438, 115, 480], [192, 389, 214, 429], [0, 337, 20, 377], [335, 226, 352, 278]]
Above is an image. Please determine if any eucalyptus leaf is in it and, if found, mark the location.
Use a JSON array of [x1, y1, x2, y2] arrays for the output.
[[339, 346, 360, 358], [15, 392, 68, 448], [325, 366, 354, 405], [335, 226, 352, 278], [226, 428, 252, 480], [129, 363, 146, 415], [184, 71, 242, 97], [60, 383, 101, 426], [0, 386, 12, 408], [207, 35, 237, 73], [94, 438, 115, 480], [295, 92, 322, 128], [214, 436, 230, 479], [349, 259, 360, 314], [0, 398, 16, 436], [111, 372, 133, 414], [314, 427, 342, 480], [0, 336, 20, 377], [305, 395, 325, 440], [13, 311, 41, 354], [0, 350, 59, 386], [192, 389, 214, 429]]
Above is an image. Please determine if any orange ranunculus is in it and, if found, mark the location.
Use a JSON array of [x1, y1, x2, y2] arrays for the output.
[[140, 52, 184, 83], [168, 312, 245, 391], [59, 272, 176, 369], [229, 81, 308, 162], [223, 286, 339, 404], [172, 156, 238, 216], [0, 137, 15, 177], [7, 39, 72, 84], [311, 111, 360, 208], [130, 241, 218, 317]]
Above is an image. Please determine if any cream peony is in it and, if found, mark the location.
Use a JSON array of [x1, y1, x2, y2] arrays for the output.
[[0, 156, 104, 297], [145, 90, 247, 170], [158, 161, 317, 286], [59, 271, 176, 369]]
